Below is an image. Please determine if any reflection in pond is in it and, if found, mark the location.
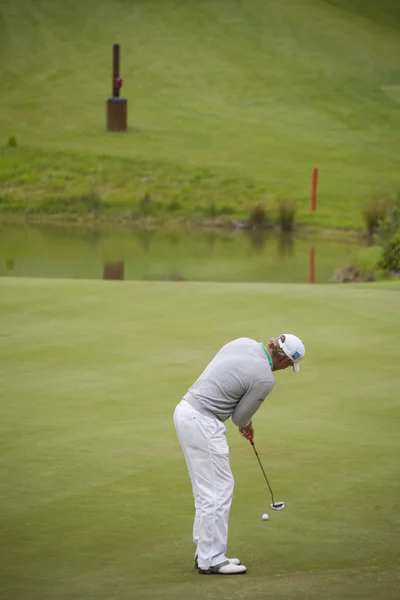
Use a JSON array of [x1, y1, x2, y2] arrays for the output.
[[278, 233, 294, 257], [0, 224, 364, 283], [137, 228, 153, 252], [247, 230, 269, 252], [103, 262, 125, 281], [6, 258, 16, 272]]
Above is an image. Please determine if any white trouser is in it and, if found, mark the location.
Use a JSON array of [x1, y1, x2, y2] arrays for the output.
[[173, 399, 234, 569]]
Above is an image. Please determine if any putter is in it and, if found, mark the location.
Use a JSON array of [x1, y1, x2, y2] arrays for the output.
[[250, 440, 285, 511]]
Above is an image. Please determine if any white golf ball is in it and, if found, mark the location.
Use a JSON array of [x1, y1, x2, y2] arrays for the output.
[[262, 513, 269, 521]]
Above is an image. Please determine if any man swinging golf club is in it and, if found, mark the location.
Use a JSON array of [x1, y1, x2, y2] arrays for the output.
[[173, 334, 305, 575]]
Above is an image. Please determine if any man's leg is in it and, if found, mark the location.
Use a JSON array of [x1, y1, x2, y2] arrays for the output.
[[192, 435, 234, 568], [174, 401, 234, 568]]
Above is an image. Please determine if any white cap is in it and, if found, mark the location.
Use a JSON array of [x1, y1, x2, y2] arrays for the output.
[[278, 334, 305, 372]]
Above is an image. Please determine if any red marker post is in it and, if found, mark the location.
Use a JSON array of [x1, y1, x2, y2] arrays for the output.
[[311, 167, 319, 212]]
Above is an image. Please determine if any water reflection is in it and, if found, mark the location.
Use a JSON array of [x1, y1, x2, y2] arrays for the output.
[[0, 224, 364, 283], [103, 262, 125, 281], [247, 230, 269, 252], [165, 231, 181, 247], [278, 233, 294, 257], [137, 228, 152, 251], [6, 258, 15, 272]]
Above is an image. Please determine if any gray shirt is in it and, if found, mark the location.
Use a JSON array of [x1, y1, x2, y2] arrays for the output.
[[183, 337, 275, 428]]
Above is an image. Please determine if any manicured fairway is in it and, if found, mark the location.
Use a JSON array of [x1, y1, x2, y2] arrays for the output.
[[0, 278, 399, 599]]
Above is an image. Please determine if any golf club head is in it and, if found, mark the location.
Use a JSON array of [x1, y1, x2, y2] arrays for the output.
[[270, 501, 285, 511]]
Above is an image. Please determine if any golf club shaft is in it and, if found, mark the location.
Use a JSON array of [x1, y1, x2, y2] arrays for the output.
[[251, 441, 275, 505]]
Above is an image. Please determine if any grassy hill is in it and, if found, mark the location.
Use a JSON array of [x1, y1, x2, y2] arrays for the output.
[[0, 0, 400, 227]]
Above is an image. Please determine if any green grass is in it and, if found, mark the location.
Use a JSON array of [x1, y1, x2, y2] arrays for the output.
[[1, 0, 400, 227], [0, 277, 399, 599]]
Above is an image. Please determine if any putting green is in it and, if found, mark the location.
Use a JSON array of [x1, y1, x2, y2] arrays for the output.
[[0, 277, 399, 599]]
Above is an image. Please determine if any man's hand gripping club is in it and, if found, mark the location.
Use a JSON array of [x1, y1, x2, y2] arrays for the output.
[[239, 420, 254, 444]]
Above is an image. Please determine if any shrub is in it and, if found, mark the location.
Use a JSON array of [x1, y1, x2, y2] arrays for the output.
[[377, 231, 400, 273], [138, 192, 153, 215], [248, 203, 269, 229], [277, 199, 296, 232], [167, 199, 183, 213], [206, 201, 218, 217], [375, 196, 400, 274], [7, 134, 17, 148], [79, 189, 103, 212], [218, 203, 235, 215], [331, 265, 376, 283]]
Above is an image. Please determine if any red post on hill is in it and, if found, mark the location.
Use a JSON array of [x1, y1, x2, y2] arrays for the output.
[[311, 167, 318, 211], [106, 43, 127, 132], [113, 43, 121, 97]]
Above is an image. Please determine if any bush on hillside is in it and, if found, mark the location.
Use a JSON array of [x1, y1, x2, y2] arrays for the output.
[[7, 134, 17, 148], [376, 198, 400, 274], [377, 231, 400, 274]]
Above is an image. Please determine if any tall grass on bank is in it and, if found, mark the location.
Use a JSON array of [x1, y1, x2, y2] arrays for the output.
[[277, 199, 296, 233], [362, 200, 387, 240], [247, 204, 270, 230], [0, 147, 266, 221], [377, 197, 400, 243]]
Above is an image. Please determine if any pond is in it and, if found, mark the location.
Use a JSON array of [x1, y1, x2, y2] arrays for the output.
[[0, 224, 365, 283]]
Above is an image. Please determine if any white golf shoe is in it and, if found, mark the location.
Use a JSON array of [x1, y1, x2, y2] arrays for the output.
[[194, 555, 241, 569], [198, 560, 247, 575]]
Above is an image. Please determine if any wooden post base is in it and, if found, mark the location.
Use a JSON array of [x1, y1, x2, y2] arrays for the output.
[[106, 97, 127, 132]]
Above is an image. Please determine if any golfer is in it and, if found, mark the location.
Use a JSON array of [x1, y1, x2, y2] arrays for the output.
[[174, 334, 305, 575]]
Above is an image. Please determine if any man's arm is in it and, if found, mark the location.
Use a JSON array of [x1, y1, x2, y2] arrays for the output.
[[231, 380, 274, 428]]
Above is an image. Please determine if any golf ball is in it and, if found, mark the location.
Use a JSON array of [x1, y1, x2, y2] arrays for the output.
[[262, 513, 269, 521]]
